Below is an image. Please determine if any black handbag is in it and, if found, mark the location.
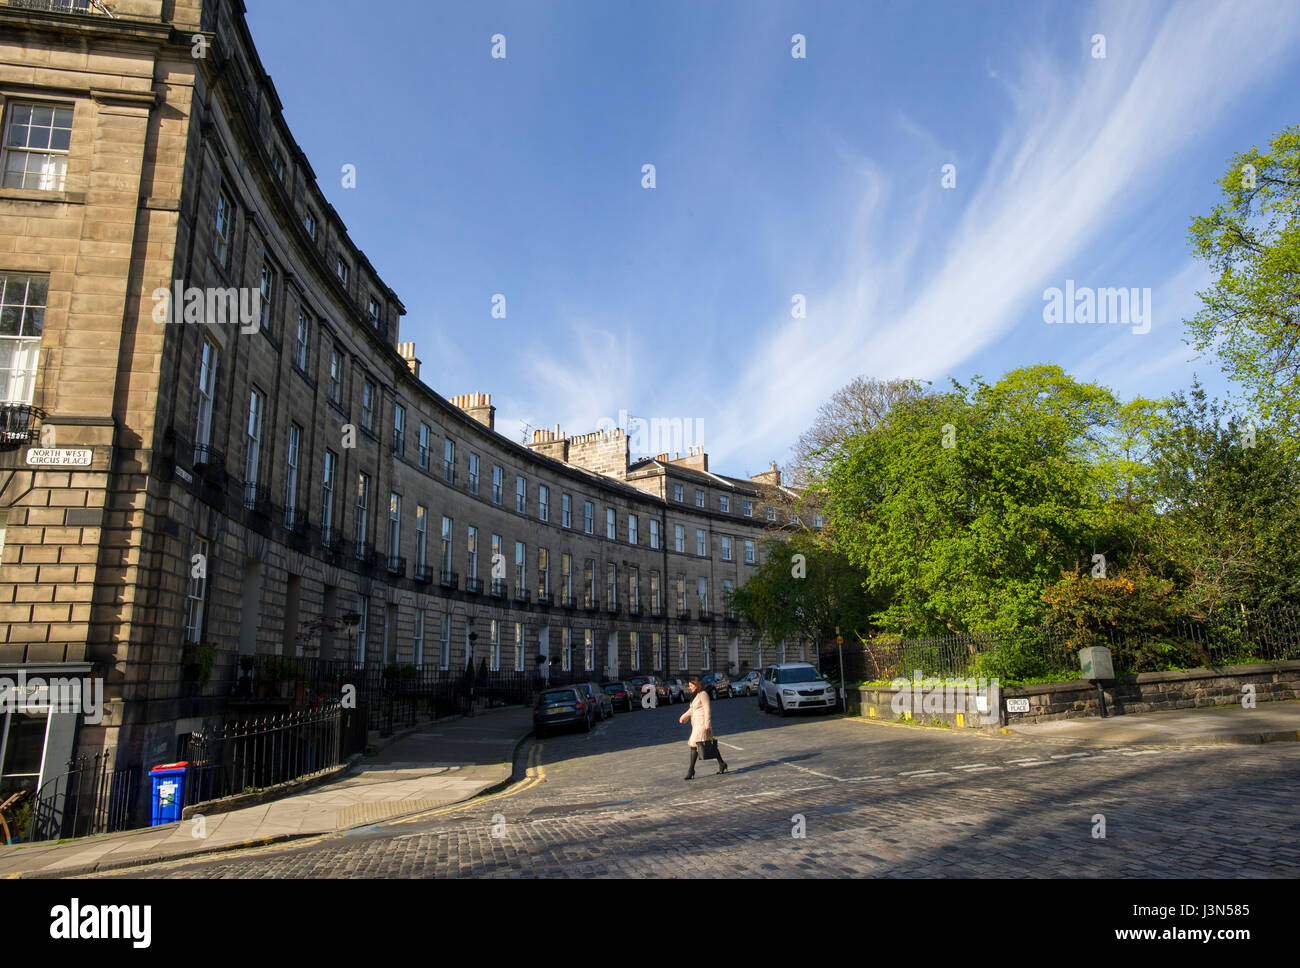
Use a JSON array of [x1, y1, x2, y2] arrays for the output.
[[697, 731, 720, 760]]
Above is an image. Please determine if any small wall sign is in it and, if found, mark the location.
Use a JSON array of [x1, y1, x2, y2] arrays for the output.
[[1006, 698, 1030, 713], [26, 448, 92, 467]]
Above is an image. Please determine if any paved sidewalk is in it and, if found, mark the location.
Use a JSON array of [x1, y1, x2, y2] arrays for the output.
[[1004, 699, 1300, 746], [0, 705, 534, 879]]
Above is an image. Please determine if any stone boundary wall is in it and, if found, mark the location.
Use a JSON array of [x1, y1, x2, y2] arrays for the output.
[[849, 660, 1300, 730]]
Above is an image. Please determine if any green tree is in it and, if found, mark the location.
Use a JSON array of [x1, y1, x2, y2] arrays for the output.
[[727, 533, 875, 655], [1185, 125, 1300, 447], [1149, 380, 1300, 614], [820, 365, 1119, 636]]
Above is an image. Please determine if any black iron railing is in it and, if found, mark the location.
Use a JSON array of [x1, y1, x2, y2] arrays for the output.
[[466, 577, 483, 594], [4, 0, 104, 14], [439, 569, 458, 590], [413, 563, 433, 584], [193, 444, 225, 474], [243, 482, 271, 516], [28, 752, 139, 842], [386, 555, 406, 577], [489, 579, 506, 599], [0, 403, 44, 450], [184, 703, 343, 808], [862, 604, 1300, 682]]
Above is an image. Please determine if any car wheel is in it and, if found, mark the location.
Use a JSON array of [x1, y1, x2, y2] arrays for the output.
[[758, 691, 766, 711], [777, 696, 788, 717]]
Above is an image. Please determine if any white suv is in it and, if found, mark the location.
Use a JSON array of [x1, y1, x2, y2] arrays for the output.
[[758, 663, 836, 716]]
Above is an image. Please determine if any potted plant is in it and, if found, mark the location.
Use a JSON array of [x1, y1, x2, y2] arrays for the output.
[[181, 641, 216, 685], [262, 656, 304, 699]]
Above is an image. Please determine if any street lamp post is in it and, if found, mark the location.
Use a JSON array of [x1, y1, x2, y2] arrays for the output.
[[466, 617, 478, 717], [835, 626, 846, 713]]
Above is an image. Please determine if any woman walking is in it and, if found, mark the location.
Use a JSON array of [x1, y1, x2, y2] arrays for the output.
[[679, 676, 728, 779]]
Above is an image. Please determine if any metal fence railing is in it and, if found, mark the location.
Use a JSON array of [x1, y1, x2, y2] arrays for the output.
[[853, 604, 1300, 683], [183, 702, 343, 808], [27, 752, 140, 842]]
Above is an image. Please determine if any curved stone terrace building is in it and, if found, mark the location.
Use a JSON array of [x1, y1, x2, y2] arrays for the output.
[[0, 0, 821, 801]]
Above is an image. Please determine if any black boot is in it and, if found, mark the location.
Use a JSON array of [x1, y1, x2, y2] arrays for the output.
[[685, 748, 698, 780], [716, 757, 728, 775]]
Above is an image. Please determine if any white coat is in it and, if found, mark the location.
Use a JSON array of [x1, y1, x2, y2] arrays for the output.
[[679, 688, 712, 747]]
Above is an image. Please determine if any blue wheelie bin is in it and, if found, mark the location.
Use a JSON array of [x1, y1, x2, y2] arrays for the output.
[[149, 761, 188, 826]]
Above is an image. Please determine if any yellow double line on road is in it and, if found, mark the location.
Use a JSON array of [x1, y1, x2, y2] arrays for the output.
[[387, 742, 547, 826]]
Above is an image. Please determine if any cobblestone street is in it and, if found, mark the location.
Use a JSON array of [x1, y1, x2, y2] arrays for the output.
[[92, 699, 1300, 878]]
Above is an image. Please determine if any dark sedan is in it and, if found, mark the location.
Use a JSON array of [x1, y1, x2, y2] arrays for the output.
[[602, 680, 633, 712], [626, 676, 656, 709], [533, 686, 593, 736]]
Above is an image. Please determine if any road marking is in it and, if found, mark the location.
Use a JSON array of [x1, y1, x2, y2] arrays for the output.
[[841, 775, 884, 782], [719, 742, 745, 751], [1007, 758, 1041, 764], [952, 764, 988, 771], [390, 742, 547, 825], [898, 769, 940, 776], [783, 762, 840, 780], [1050, 753, 1090, 760]]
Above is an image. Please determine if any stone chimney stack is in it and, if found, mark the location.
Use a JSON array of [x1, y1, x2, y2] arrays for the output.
[[670, 445, 709, 473], [398, 341, 420, 379], [451, 393, 495, 431], [526, 425, 568, 462], [750, 460, 782, 486]]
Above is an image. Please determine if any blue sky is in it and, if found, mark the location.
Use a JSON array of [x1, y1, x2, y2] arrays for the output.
[[246, 0, 1300, 475]]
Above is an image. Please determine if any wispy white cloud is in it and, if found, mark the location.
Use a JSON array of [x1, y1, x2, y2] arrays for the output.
[[703, 0, 1300, 465]]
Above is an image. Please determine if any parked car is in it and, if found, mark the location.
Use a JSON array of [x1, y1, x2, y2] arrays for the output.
[[658, 678, 687, 704], [626, 675, 657, 708], [602, 680, 633, 712], [730, 670, 761, 697], [533, 686, 593, 736], [758, 663, 837, 716], [701, 672, 732, 699], [571, 680, 614, 719]]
